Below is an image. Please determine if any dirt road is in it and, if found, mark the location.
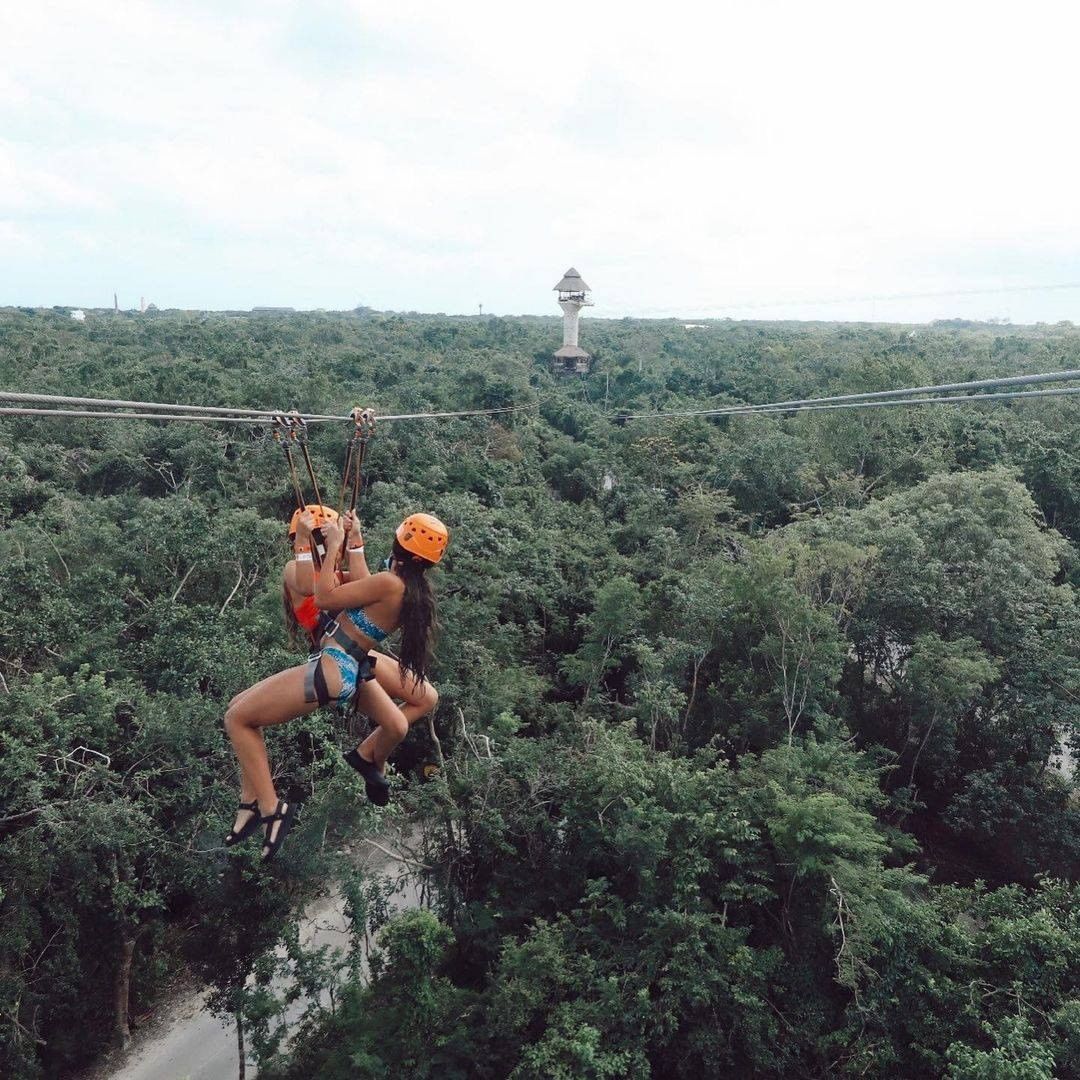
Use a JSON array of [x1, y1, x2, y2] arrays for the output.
[[93, 841, 422, 1080]]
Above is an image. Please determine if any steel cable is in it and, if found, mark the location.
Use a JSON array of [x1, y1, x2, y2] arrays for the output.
[[619, 385, 1080, 422], [0, 391, 547, 424], [615, 368, 1080, 421]]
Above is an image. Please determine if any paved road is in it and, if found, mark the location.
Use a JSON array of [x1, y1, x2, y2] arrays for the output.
[[96, 843, 421, 1080]]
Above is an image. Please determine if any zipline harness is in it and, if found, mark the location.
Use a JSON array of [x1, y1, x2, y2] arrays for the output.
[[273, 414, 328, 564], [273, 408, 376, 568], [338, 407, 377, 521]]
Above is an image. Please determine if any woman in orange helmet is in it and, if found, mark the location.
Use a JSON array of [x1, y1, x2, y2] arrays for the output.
[[221, 502, 339, 851], [282, 504, 338, 647], [222, 511, 448, 859]]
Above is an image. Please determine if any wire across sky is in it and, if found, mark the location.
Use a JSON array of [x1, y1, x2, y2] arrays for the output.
[[0, 391, 546, 425], [0, 369, 1079, 428], [613, 368, 1080, 421]]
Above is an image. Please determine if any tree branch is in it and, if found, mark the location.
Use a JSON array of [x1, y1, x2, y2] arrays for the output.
[[360, 837, 432, 871], [47, 538, 70, 582], [171, 563, 198, 602], [219, 564, 244, 616], [425, 713, 445, 769]]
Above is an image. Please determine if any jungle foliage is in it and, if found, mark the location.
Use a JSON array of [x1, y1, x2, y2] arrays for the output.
[[0, 307, 1077, 1078]]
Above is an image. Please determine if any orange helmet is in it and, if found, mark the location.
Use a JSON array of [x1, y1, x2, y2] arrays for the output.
[[396, 513, 449, 564], [288, 503, 339, 537]]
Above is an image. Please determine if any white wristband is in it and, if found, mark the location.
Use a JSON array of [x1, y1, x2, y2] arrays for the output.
[[347, 546, 365, 556], [295, 552, 313, 563]]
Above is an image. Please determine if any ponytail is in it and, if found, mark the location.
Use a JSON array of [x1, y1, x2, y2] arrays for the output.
[[393, 539, 439, 687], [282, 583, 304, 649]]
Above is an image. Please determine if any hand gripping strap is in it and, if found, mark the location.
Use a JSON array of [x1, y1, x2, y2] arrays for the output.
[[303, 654, 332, 707]]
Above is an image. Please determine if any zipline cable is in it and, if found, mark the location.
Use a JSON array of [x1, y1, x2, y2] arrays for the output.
[[616, 368, 1080, 421], [0, 407, 272, 424], [620, 385, 1080, 421], [1, 375, 1077, 427], [377, 401, 547, 421], [0, 390, 339, 420], [5, 387, 1078, 428], [0, 391, 547, 424]]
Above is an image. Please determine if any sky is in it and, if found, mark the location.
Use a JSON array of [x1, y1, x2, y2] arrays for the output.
[[3, 0, 1080, 323]]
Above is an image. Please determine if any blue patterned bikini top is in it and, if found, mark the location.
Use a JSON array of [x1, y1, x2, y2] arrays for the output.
[[344, 605, 389, 643]]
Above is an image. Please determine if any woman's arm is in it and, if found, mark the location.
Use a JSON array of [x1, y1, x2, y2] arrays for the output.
[[288, 515, 316, 594], [315, 569, 397, 612], [316, 519, 394, 612], [341, 511, 370, 583]]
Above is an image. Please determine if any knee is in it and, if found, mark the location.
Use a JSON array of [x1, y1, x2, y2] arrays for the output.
[[387, 710, 409, 742], [423, 684, 439, 716], [224, 701, 249, 735]]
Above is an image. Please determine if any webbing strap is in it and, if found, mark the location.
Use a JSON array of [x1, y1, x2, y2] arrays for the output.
[[303, 655, 332, 707], [337, 439, 355, 517], [349, 437, 368, 514], [312, 611, 333, 642], [298, 440, 323, 508], [347, 408, 382, 518], [323, 620, 372, 663], [279, 437, 305, 510]]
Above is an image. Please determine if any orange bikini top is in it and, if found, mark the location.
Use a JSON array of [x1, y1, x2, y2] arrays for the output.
[[293, 595, 321, 634]]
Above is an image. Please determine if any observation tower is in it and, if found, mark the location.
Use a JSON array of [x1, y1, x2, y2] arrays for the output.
[[552, 267, 593, 374]]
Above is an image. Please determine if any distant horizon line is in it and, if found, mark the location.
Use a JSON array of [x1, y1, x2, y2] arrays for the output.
[[3, 303, 1077, 329]]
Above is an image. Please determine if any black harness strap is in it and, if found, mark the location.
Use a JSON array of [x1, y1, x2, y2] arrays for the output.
[[274, 419, 306, 511], [276, 414, 330, 567], [295, 423, 323, 508], [303, 654, 332, 707], [333, 408, 376, 570], [336, 438, 355, 518], [311, 611, 333, 644], [322, 619, 374, 663], [348, 408, 377, 515]]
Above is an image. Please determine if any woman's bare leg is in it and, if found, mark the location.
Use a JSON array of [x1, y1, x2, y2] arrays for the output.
[[224, 659, 340, 839], [351, 677, 410, 770], [356, 654, 438, 770], [225, 684, 265, 828]]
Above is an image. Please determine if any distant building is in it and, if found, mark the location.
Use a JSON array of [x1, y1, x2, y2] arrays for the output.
[[252, 306, 296, 315], [70, 309, 86, 322], [552, 267, 593, 374]]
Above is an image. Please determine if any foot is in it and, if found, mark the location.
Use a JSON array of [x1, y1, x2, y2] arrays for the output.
[[344, 748, 391, 807], [224, 799, 261, 847], [260, 800, 298, 861]]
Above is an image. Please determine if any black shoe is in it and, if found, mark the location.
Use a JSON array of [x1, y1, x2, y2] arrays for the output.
[[344, 748, 391, 807], [224, 799, 261, 847], [260, 800, 298, 861]]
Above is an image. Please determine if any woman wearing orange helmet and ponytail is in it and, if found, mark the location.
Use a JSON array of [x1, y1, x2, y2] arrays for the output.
[[222, 511, 448, 859], [282, 503, 339, 647]]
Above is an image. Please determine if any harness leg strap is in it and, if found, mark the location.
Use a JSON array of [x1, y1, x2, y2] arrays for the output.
[[303, 655, 332, 707]]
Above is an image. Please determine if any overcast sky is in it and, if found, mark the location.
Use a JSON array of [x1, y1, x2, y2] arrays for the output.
[[3, 1, 1080, 322]]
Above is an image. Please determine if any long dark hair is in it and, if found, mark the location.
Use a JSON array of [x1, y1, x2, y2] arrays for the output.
[[282, 583, 305, 649], [391, 538, 438, 687]]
